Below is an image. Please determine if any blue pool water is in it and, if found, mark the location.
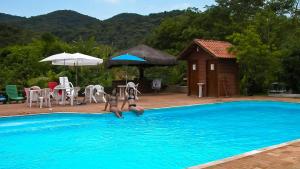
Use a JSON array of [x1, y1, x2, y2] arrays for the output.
[[0, 101, 300, 169]]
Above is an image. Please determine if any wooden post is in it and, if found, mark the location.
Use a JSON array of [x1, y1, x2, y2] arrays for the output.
[[139, 66, 144, 80]]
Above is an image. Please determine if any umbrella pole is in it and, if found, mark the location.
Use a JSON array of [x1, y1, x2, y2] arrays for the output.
[[125, 65, 128, 84], [139, 66, 144, 80], [63, 59, 66, 85], [75, 63, 78, 87]]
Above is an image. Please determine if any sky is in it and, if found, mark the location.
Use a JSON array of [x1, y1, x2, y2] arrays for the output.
[[0, 0, 215, 20]]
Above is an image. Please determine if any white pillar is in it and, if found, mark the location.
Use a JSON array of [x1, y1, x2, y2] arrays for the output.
[[197, 83, 205, 98]]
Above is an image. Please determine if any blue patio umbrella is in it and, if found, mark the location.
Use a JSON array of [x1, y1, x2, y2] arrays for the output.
[[111, 54, 146, 62], [111, 54, 146, 83]]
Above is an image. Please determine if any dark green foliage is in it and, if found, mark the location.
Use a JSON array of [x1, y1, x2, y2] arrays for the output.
[[229, 26, 282, 94], [0, 35, 113, 90], [101, 11, 183, 49], [281, 25, 300, 92], [147, 9, 203, 54], [215, 0, 264, 18], [146, 7, 239, 54], [0, 13, 26, 23], [0, 10, 184, 90], [18, 10, 101, 43], [266, 0, 299, 15], [1, 1, 300, 94], [282, 50, 300, 92], [0, 10, 183, 49], [147, 1, 300, 94], [0, 24, 35, 47]]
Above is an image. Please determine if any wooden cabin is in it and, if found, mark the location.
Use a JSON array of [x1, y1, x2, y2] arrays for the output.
[[179, 39, 239, 97]]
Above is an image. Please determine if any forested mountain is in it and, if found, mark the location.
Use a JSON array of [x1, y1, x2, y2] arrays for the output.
[[0, 10, 183, 48], [0, 24, 35, 47], [0, 13, 26, 23]]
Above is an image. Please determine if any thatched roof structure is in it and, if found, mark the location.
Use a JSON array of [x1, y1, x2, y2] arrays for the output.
[[107, 44, 177, 68]]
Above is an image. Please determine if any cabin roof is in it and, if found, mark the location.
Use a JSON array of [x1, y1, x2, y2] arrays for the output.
[[179, 39, 236, 59]]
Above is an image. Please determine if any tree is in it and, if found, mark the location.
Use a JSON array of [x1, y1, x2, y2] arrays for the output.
[[266, 0, 296, 15], [229, 26, 282, 94], [281, 27, 300, 92], [0, 34, 114, 89], [0, 24, 34, 47], [282, 49, 300, 92], [215, 0, 265, 22], [146, 9, 204, 55]]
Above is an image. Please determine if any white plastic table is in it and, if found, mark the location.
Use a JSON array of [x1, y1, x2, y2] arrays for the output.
[[53, 87, 69, 105]]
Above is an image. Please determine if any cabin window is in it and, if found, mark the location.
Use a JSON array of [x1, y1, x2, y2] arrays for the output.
[[192, 64, 197, 70], [210, 64, 215, 71]]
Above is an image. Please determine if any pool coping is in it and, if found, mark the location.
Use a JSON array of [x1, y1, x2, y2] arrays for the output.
[[2, 99, 298, 119], [0, 99, 299, 119], [187, 139, 300, 169], [0, 99, 226, 118]]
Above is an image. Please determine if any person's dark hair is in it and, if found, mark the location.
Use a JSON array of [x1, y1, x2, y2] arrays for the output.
[[128, 87, 135, 95]]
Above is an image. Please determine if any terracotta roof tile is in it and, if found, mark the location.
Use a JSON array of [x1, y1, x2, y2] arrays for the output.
[[195, 39, 236, 59]]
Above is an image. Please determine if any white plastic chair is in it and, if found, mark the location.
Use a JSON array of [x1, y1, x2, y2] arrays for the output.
[[84, 85, 94, 103], [59, 77, 74, 95], [24, 88, 30, 106], [125, 82, 141, 100], [52, 85, 63, 105], [152, 79, 162, 92], [28, 86, 41, 108], [93, 85, 107, 103], [39, 88, 51, 108], [69, 87, 80, 106]]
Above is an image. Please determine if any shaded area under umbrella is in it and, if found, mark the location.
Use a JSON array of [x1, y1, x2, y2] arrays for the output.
[[107, 44, 177, 79], [111, 54, 146, 84]]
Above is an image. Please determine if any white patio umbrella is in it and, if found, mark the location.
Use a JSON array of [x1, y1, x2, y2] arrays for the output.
[[40, 52, 74, 62], [51, 53, 103, 66], [40, 52, 103, 85]]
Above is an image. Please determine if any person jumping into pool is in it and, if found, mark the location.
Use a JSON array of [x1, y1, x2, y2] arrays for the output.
[[104, 88, 123, 118], [121, 87, 144, 116]]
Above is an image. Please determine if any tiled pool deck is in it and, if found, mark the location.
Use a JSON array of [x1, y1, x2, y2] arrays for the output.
[[190, 139, 300, 169], [0, 93, 300, 168]]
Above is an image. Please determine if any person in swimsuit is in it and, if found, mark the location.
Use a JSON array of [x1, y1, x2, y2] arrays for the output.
[[104, 88, 123, 118], [121, 87, 144, 116]]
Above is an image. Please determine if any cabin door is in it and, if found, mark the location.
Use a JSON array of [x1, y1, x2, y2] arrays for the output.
[[206, 60, 218, 97], [188, 60, 199, 95]]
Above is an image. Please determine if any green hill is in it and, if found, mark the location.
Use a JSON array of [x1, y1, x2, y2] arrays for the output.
[[0, 24, 37, 47], [99, 11, 182, 48], [0, 13, 26, 23], [0, 10, 183, 49]]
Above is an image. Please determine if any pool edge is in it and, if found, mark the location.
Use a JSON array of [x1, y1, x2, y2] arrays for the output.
[[187, 139, 300, 169], [0, 111, 107, 118], [1, 99, 300, 119]]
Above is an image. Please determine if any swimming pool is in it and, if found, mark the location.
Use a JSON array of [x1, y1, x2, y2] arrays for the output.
[[0, 101, 299, 169]]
